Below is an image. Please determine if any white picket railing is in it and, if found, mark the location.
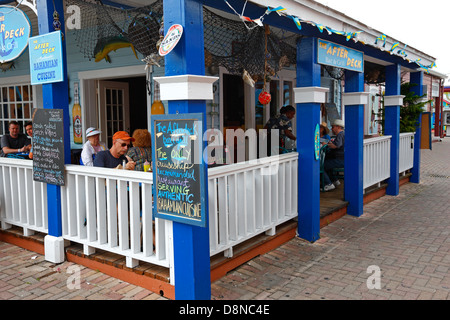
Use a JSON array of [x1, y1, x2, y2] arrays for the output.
[[207, 153, 299, 258], [399, 133, 415, 174], [0, 158, 48, 235], [0, 134, 415, 279], [60, 165, 173, 277], [363, 136, 392, 190]]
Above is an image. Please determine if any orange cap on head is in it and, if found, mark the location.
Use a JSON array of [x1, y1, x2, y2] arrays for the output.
[[112, 131, 135, 142]]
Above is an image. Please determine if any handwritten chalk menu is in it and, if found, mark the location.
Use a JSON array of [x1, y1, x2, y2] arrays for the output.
[[151, 113, 206, 228], [32, 109, 65, 186]]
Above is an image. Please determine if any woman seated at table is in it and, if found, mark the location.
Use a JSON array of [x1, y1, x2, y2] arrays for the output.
[[81, 127, 107, 166], [126, 129, 152, 172], [320, 122, 331, 144]]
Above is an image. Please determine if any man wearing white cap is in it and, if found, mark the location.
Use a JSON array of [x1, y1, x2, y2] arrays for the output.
[[322, 119, 345, 192], [81, 127, 107, 166]]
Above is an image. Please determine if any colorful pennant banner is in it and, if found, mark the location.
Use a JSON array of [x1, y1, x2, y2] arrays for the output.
[[222, 0, 436, 72]]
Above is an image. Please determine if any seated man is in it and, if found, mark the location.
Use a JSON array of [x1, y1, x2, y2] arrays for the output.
[[93, 131, 136, 170], [322, 119, 345, 192], [1, 121, 32, 157]]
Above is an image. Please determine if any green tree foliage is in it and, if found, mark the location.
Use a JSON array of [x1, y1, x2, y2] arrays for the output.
[[377, 82, 431, 134]]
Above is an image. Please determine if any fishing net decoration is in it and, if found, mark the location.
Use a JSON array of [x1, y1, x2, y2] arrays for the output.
[[203, 7, 298, 81], [65, 0, 164, 63], [65, 0, 296, 80]]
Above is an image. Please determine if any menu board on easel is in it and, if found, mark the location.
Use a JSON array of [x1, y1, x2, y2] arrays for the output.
[[151, 113, 206, 228], [32, 108, 65, 186]]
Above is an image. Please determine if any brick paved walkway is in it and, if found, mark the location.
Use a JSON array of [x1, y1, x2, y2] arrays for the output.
[[211, 139, 450, 300], [1, 139, 449, 300], [0, 242, 167, 300]]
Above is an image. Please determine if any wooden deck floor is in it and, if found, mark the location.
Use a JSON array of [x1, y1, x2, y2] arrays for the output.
[[320, 181, 347, 218]]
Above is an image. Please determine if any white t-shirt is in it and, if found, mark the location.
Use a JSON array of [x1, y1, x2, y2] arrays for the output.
[[81, 140, 107, 166]]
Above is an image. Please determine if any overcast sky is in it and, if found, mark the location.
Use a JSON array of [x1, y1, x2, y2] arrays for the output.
[[314, 0, 450, 84]]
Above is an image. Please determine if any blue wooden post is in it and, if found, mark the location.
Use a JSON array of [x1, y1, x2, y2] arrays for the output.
[[295, 37, 322, 243], [344, 71, 365, 217], [409, 71, 424, 184], [163, 0, 211, 300], [37, 0, 71, 263], [384, 64, 401, 196]]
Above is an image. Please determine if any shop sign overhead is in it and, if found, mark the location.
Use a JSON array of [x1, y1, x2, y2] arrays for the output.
[[0, 6, 32, 63], [317, 39, 364, 73]]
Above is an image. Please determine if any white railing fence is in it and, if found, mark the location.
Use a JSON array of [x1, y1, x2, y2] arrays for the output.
[[0, 158, 48, 235], [207, 153, 299, 258], [0, 134, 416, 282], [399, 133, 415, 174], [60, 165, 173, 280], [363, 136, 392, 190]]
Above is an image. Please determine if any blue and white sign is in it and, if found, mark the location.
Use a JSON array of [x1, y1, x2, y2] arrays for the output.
[[29, 31, 64, 85], [317, 39, 364, 73], [0, 6, 32, 63]]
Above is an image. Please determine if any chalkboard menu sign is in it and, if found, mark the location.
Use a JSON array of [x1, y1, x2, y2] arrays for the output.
[[151, 113, 206, 228], [32, 109, 65, 186]]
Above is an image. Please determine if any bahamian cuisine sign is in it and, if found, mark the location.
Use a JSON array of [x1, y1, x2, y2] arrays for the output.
[[0, 6, 32, 63], [317, 39, 364, 73], [151, 113, 206, 228], [29, 31, 64, 85]]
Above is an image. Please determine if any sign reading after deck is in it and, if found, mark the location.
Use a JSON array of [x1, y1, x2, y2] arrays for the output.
[[151, 113, 206, 228], [32, 108, 65, 186], [317, 39, 364, 73]]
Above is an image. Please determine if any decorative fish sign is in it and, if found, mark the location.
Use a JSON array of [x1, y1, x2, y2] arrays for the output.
[[94, 36, 138, 63]]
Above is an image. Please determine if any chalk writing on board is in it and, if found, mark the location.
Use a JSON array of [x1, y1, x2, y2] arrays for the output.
[[152, 114, 206, 228], [32, 109, 65, 186]]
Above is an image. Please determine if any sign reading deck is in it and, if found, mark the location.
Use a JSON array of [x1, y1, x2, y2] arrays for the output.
[[0, 6, 32, 63], [29, 31, 64, 85], [151, 113, 206, 228], [317, 39, 364, 73], [32, 108, 65, 186]]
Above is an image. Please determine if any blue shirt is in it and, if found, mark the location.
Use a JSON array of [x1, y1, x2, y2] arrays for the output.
[[93, 150, 128, 169]]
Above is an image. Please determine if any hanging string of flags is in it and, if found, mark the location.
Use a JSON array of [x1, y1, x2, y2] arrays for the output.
[[223, 0, 436, 73]]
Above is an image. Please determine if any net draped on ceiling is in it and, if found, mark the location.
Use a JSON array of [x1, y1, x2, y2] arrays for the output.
[[65, 0, 164, 63], [65, 0, 299, 79]]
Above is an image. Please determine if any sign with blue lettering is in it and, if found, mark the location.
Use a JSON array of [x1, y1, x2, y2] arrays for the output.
[[29, 31, 64, 85], [151, 113, 206, 228], [0, 6, 32, 63], [317, 39, 364, 73]]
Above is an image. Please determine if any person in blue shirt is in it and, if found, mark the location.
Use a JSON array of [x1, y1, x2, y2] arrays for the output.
[[322, 119, 345, 192], [94, 131, 136, 170]]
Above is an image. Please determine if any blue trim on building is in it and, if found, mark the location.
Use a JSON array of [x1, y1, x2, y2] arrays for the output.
[[296, 37, 321, 243], [344, 70, 364, 217], [384, 64, 401, 196], [163, 0, 211, 300], [37, 0, 71, 238]]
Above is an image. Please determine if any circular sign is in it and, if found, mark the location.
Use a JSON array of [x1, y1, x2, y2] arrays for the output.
[[158, 24, 183, 57], [314, 124, 320, 161], [0, 6, 32, 63]]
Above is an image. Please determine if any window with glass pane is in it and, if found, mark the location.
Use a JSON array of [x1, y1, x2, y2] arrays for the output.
[[0, 84, 33, 136], [105, 88, 126, 146]]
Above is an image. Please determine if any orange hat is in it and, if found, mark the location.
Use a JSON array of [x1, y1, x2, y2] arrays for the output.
[[112, 131, 135, 142]]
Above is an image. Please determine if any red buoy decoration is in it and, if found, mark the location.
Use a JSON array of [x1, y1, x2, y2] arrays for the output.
[[258, 91, 271, 105]]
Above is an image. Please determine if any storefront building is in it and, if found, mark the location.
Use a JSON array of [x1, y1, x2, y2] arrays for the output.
[[0, 0, 447, 299]]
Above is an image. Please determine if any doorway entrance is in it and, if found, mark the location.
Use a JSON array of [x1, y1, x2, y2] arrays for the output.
[[223, 74, 245, 130], [97, 76, 147, 147]]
